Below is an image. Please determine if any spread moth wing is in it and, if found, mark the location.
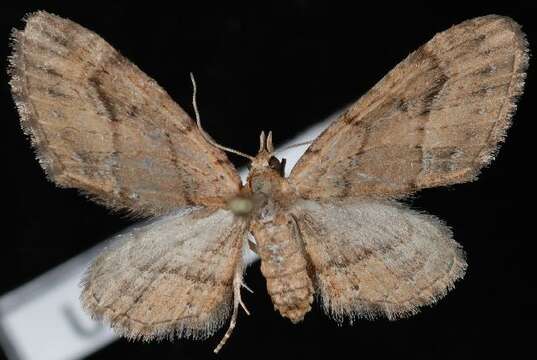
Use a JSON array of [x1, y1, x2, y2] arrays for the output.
[[81, 207, 247, 340], [292, 199, 466, 321], [9, 11, 241, 216], [290, 15, 528, 199]]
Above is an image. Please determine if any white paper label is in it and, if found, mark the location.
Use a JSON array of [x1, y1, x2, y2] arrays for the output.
[[0, 246, 117, 360]]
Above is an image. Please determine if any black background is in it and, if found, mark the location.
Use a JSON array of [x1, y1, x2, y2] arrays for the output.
[[1, 2, 535, 359]]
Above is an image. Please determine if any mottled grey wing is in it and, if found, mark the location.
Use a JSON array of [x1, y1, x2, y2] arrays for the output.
[[9, 11, 241, 216], [290, 15, 528, 200], [291, 199, 466, 321], [81, 207, 247, 340]]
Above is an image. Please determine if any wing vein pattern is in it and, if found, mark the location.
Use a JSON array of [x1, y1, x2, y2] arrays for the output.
[[81, 207, 247, 340], [9, 11, 241, 215], [291, 199, 467, 321], [290, 15, 528, 200]]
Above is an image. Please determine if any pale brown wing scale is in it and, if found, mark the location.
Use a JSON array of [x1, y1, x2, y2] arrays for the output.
[[290, 15, 528, 200], [290, 199, 467, 322], [9, 11, 241, 216], [81, 207, 247, 341]]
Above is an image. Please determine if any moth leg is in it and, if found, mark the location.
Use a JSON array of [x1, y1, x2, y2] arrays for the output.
[[247, 232, 258, 254], [241, 281, 254, 294], [213, 260, 249, 353], [248, 240, 258, 253]]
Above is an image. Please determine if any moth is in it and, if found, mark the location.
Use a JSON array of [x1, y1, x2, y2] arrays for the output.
[[9, 11, 528, 353]]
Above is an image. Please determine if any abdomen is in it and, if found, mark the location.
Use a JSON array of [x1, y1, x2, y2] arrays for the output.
[[250, 210, 314, 323]]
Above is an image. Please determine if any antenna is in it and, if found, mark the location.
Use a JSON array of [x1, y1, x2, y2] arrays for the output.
[[190, 73, 255, 161], [276, 140, 314, 153]]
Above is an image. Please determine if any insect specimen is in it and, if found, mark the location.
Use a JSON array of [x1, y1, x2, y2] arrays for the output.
[[9, 12, 528, 353]]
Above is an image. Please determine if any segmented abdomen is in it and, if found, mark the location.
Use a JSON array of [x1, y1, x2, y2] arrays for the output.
[[251, 212, 314, 323]]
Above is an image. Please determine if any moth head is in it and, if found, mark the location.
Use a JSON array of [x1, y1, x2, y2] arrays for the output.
[[249, 131, 286, 177]]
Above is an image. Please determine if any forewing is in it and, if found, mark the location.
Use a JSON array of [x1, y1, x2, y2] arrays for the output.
[[292, 199, 466, 321], [290, 15, 528, 199], [81, 207, 247, 340], [9, 11, 241, 215]]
